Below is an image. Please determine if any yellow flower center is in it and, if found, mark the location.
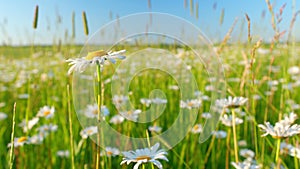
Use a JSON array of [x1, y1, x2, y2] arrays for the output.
[[107, 151, 113, 156], [17, 136, 27, 143], [193, 125, 199, 130], [127, 111, 132, 115], [87, 129, 94, 134], [135, 155, 151, 161], [43, 110, 51, 116], [85, 50, 107, 60], [188, 102, 194, 107], [93, 109, 98, 115]]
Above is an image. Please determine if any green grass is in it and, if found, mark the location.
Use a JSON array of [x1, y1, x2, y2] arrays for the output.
[[0, 42, 300, 169]]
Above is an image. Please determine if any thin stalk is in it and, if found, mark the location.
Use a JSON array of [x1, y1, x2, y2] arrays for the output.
[[9, 102, 17, 169], [67, 85, 75, 169], [231, 109, 239, 163], [96, 63, 102, 169], [275, 138, 281, 162]]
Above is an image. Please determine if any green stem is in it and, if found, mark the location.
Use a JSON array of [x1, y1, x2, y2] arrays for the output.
[[96, 63, 102, 169], [231, 109, 239, 163], [275, 138, 281, 162], [9, 102, 17, 169], [67, 85, 75, 169]]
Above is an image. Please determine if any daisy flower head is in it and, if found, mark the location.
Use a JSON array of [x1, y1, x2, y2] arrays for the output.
[[190, 124, 203, 134], [221, 114, 244, 127], [213, 130, 227, 139], [57, 150, 70, 158], [231, 158, 262, 169], [109, 114, 125, 124], [120, 143, 168, 169], [289, 147, 300, 159], [101, 147, 120, 157], [239, 149, 255, 159], [180, 99, 202, 109], [18, 117, 39, 133], [80, 126, 98, 139], [148, 125, 162, 133], [84, 104, 110, 119], [280, 142, 294, 154], [0, 112, 7, 121], [120, 109, 142, 121], [258, 121, 300, 139], [216, 96, 248, 109], [66, 49, 126, 75], [8, 136, 30, 148], [36, 106, 55, 119]]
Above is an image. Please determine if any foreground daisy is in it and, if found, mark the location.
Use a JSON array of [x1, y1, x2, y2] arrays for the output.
[[258, 121, 300, 138], [120, 143, 168, 169], [66, 49, 126, 74]]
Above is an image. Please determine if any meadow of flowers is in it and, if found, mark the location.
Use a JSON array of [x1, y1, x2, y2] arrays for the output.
[[1, 1, 300, 169]]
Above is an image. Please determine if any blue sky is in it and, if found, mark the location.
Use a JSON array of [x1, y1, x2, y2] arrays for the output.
[[0, 0, 298, 45]]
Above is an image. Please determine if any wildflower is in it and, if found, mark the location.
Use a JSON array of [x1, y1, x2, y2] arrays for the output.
[[80, 126, 98, 139], [238, 140, 247, 147], [66, 49, 126, 74], [110, 114, 125, 124], [258, 121, 300, 138], [0, 112, 7, 121], [201, 112, 212, 119], [8, 136, 29, 148], [239, 149, 255, 159], [288, 66, 300, 75], [36, 124, 58, 134], [29, 134, 45, 145], [213, 130, 227, 139], [84, 104, 109, 119], [120, 143, 168, 169], [36, 106, 55, 119], [290, 147, 300, 159], [280, 142, 294, 154], [190, 124, 203, 134], [18, 117, 39, 132], [113, 95, 129, 107], [120, 109, 141, 121], [180, 99, 202, 109], [101, 147, 120, 157], [140, 98, 152, 107], [148, 125, 162, 133], [151, 98, 167, 104], [57, 150, 70, 158], [231, 158, 262, 169], [216, 96, 248, 109], [221, 114, 244, 127]]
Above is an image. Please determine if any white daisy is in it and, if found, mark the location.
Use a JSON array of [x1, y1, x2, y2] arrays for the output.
[[180, 99, 202, 109], [120, 109, 141, 121], [36, 124, 58, 135], [80, 126, 98, 139], [288, 66, 300, 75], [57, 150, 70, 158], [29, 134, 45, 145], [216, 96, 248, 109], [239, 149, 255, 159], [101, 147, 120, 157], [258, 121, 300, 138], [201, 112, 212, 119], [148, 125, 162, 133], [190, 124, 203, 134], [231, 158, 262, 169], [213, 130, 227, 139], [66, 49, 126, 74], [221, 114, 244, 127], [151, 98, 167, 104], [280, 142, 294, 154], [140, 98, 152, 107], [8, 136, 30, 148], [18, 117, 39, 133], [0, 112, 8, 120], [109, 114, 125, 124], [113, 95, 129, 107], [36, 106, 55, 119], [84, 104, 109, 119], [120, 143, 168, 169], [290, 147, 300, 159]]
